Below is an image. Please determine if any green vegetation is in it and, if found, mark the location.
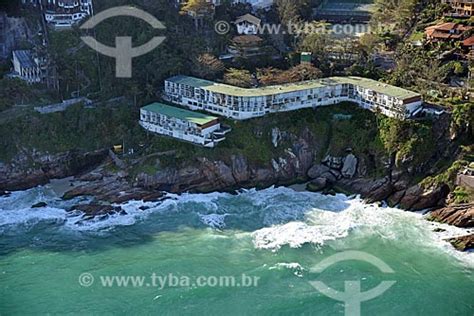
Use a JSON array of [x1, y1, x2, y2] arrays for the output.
[[0, 101, 401, 179], [420, 145, 473, 191], [420, 160, 469, 189], [0, 103, 142, 162], [0, 78, 57, 112], [452, 186, 474, 204]]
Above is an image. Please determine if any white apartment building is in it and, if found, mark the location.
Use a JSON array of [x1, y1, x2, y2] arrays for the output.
[[12, 50, 42, 84], [139, 103, 230, 147], [163, 76, 423, 120]]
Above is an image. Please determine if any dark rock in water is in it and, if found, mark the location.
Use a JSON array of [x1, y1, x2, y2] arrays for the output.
[[399, 184, 450, 211], [32, 202, 47, 208], [120, 210, 128, 216], [307, 177, 327, 192], [98, 214, 110, 221], [113, 206, 123, 213], [428, 204, 473, 228], [139, 206, 151, 211], [0, 190, 10, 197], [433, 228, 446, 233], [446, 234, 474, 251], [366, 182, 394, 204], [73, 204, 115, 217]]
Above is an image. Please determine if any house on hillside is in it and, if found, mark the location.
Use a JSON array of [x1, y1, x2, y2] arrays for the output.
[[228, 35, 271, 58], [425, 22, 473, 42], [234, 14, 261, 35], [442, 0, 474, 17], [462, 36, 474, 59], [22, 0, 93, 28], [11, 50, 42, 84], [139, 103, 230, 147]]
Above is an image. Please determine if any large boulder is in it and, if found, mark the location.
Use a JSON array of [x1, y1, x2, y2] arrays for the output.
[[307, 164, 330, 179], [73, 204, 116, 216], [341, 154, 358, 178], [307, 177, 328, 192], [399, 184, 450, 211]]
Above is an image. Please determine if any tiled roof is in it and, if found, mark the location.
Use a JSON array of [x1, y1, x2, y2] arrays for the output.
[[463, 36, 474, 46], [232, 35, 263, 45], [235, 14, 261, 26]]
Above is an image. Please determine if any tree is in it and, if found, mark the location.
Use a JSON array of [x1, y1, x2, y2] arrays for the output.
[[358, 33, 380, 56], [257, 67, 285, 85], [192, 53, 225, 80], [257, 64, 322, 86], [180, 0, 214, 15], [281, 63, 323, 82], [223, 68, 253, 88], [299, 33, 331, 70], [371, 0, 417, 29], [275, 0, 311, 24]]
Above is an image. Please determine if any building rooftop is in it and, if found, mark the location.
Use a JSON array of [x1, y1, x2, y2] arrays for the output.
[[235, 14, 261, 26], [425, 23, 473, 39], [463, 36, 474, 46], [166, 75, 421, 100], [142, 103, 218, 126], [232, 35, 264, 45], [13, 50, 37, 68]]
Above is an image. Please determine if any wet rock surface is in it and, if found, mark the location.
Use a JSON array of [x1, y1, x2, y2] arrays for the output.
[[428, 204, 474, 228], [446, 234, 474, 251]]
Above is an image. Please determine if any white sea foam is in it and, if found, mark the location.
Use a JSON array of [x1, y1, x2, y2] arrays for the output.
[[0, 207, 67, 232], [269, 262, 305, 277], [251, 193, 473, 267], [198, 213, 228, 229], [1, 185, 472, 266]]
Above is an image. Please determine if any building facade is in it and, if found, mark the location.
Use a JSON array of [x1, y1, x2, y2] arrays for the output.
[[231, 0, 274, 10], [23, 0, 93, 27], [442, 0, 474, 17], [12, 50, 42, 84], [425, 22, 473, 42], [234, 14, 261, 35], [139, 103, 230, 147], [163, 76, 423, 120]]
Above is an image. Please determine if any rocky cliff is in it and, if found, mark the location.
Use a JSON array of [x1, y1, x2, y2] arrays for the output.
[[0, 149, 108, 191]]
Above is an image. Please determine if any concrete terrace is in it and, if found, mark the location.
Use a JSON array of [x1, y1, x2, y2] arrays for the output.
[[166, 75, 421, 101]]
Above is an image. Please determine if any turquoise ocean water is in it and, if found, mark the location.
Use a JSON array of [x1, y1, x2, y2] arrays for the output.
[[0, 186, 472, 315]]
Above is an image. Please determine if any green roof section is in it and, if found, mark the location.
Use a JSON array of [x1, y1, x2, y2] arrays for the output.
[[142, 103, 218, 126], [166, 75, 421, 100]]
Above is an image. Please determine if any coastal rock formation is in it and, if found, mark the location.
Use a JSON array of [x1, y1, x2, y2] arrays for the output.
[[63, 175, 164, 204], [398, 184, 450, 210], [428, 204, 473, 228], [136, 131, 315, 192], [341, 154, 358, 178], [446, 234, 474, 251], [0, 149, 108, 191]]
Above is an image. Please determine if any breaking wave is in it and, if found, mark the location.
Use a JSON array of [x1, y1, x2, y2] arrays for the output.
[[0, 185, 472, 266]]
